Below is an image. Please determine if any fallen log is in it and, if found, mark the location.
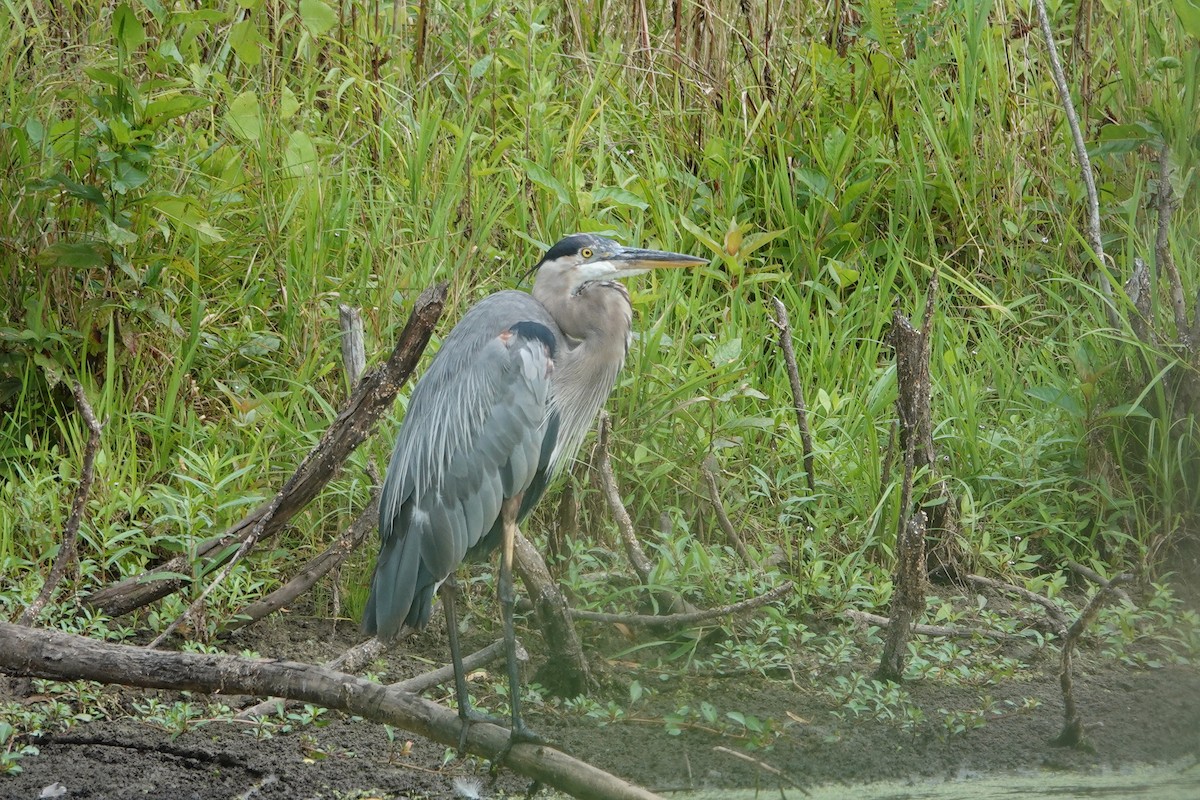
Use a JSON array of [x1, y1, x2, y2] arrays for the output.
[[0, 621, 661, 800]]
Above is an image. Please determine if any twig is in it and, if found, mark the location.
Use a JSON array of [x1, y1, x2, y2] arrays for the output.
[[237, 636, 394, 720], [1065, 561, 1134, 607], [963, 573, 1070, 636], [392, 639, 505, 695], [844, 609, 1021, 642], [876, 511, 928, 681], [701, 456, 753, 567], [713, 745, 808, 795], [570, 582, 793, 628], [1053, 574, 1134, 747], [1154, 145, 1189, 344], [769, 297, 816, 496], [1032, 0, 1118, 326], [18, 382, 102, 626], [596, 412, 654, 584], [218, 491, 380, 639]]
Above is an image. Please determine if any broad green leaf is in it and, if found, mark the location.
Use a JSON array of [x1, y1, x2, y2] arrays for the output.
[[225, 91, 262, 141], [679, 215, 722, 255], [229, 19, 263, 66], [1173, 0, 1200, 39], [740, 228, 788, 257], [591, 186, 648, 210], [518, 159, 571, 206], [144, 94, 209, 124], [470, 54, 494, 79], [280, 86, 300, 120], [112, 160, 149, 194], [1025, 386, 1084, 420], [284, 130, 317, 179], [713, 337, 742, 365], [300, 0, 338, 36], [112, 3, 146, 53], [40, 241, 110, 270]]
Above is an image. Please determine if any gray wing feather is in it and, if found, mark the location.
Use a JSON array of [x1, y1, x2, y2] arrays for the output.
[[364, 291, 559, 640]]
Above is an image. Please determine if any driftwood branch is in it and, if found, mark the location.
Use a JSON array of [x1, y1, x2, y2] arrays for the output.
[[769, 297, 816, 497], [18, 382, 103, 626], [218, 491, 381, 639], [844, 609, 1021, 643], [1032, 0, 1118, 325], [963, 573, 1070, 637], [85, 283, 447, 619], [701, 456, 753, 567], [0, 622, 661, 800], [1053, 574, 1133, 748], [570, 582, 793, 629]]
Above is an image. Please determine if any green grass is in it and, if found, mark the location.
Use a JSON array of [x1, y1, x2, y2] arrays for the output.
[[0, 0, 1197, 643]]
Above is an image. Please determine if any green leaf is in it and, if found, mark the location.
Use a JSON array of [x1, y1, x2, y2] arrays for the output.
[[229, 19, 263, 66], [712, 337, 742, 365], [518, 159, 572, 206], [144, 94, 209, 125], [112, 3, 146, 53], [1092, 122, 1160, 156], [1173, 0, 1200, 39], [1025, 386, 1084, 420], [591, 186, 649, 210], [112, 160, 149, 194], [284, 130, 317, 179], [225, 91, 263, 142], [470, 54, 494, 80], [679, 215, 722, 255], [280, 86, 300, 120], [40, 241, 110, 270], [299, 0, 338, 36], [739, 227, 787, 257]]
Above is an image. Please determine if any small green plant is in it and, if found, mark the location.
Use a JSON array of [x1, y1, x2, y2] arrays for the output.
[[0, 722, 39, 775]]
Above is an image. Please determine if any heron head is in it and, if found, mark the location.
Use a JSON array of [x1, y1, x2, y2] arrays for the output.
[[529, 233, 708, 294]]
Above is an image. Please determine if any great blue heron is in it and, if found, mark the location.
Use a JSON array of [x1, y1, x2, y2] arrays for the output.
[[363, 233, 706, 749]]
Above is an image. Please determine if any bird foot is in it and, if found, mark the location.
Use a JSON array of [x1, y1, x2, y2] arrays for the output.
[[493, 721, 549, 765], [456, 708, 505, 754]]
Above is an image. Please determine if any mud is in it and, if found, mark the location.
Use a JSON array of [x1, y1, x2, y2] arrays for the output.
[[3, 610, 1199, 799]]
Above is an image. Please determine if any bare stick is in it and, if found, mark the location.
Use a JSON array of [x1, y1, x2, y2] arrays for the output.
[[0, 621, 663, 800], [570, 582, 794, 628], [701, 456, 753, 567], [770, 297, 816, 496], [1053, 574, 1133, 747], [1032, 0, 1117, 325], [18, 382, 102, 626], [85, 284, 447, 619], [218, 492, 380, 639], [1065, 560, 1134, 607], [1154, 146, 1189, 344], [712, 745, 808, 795], [844, 609, 1020, 642], [392, 639, 505, 695], [596, 412, 653, 584], [338, 303, 367, 388], [963, 574, 1069, 636]]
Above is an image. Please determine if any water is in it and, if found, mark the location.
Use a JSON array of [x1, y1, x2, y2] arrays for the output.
[[662, 761, 1200, 799]]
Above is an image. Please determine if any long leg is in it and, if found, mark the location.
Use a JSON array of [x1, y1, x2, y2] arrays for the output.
[[499, 496, 540, 745], [440, 577, 499, 752]]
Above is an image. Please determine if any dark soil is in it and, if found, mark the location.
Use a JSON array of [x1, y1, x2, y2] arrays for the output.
[[3, 606, 1199, 799]]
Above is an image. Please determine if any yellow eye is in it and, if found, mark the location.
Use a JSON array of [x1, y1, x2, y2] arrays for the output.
[[580, 247, 593, 259]]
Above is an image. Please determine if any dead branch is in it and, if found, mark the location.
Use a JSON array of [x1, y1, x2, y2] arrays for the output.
[[596, 412, 653, 584], [0, 621, 662, 800], [1032, 0, 1118, 325], [512, 532, 596, 696], [843, 609, 1021, 643], [595, 413, 699, 617], [218, 492, 380, 639], [338, 303, 367, 388], [770, 297, 816, 497], [85, 283, 447, 619], [1065, 560, 1134, 607], [570, 582, 794, 629], [1052, 574, 1133, 748], [392, 639, 505, 695], [876, 511, 928, 682], [701, 456, 753, 567], [712, 745, 807, 795], [963, 573, 1070, 636], [18, 382, 103, 626], [1155, 145, 1189, 345]]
